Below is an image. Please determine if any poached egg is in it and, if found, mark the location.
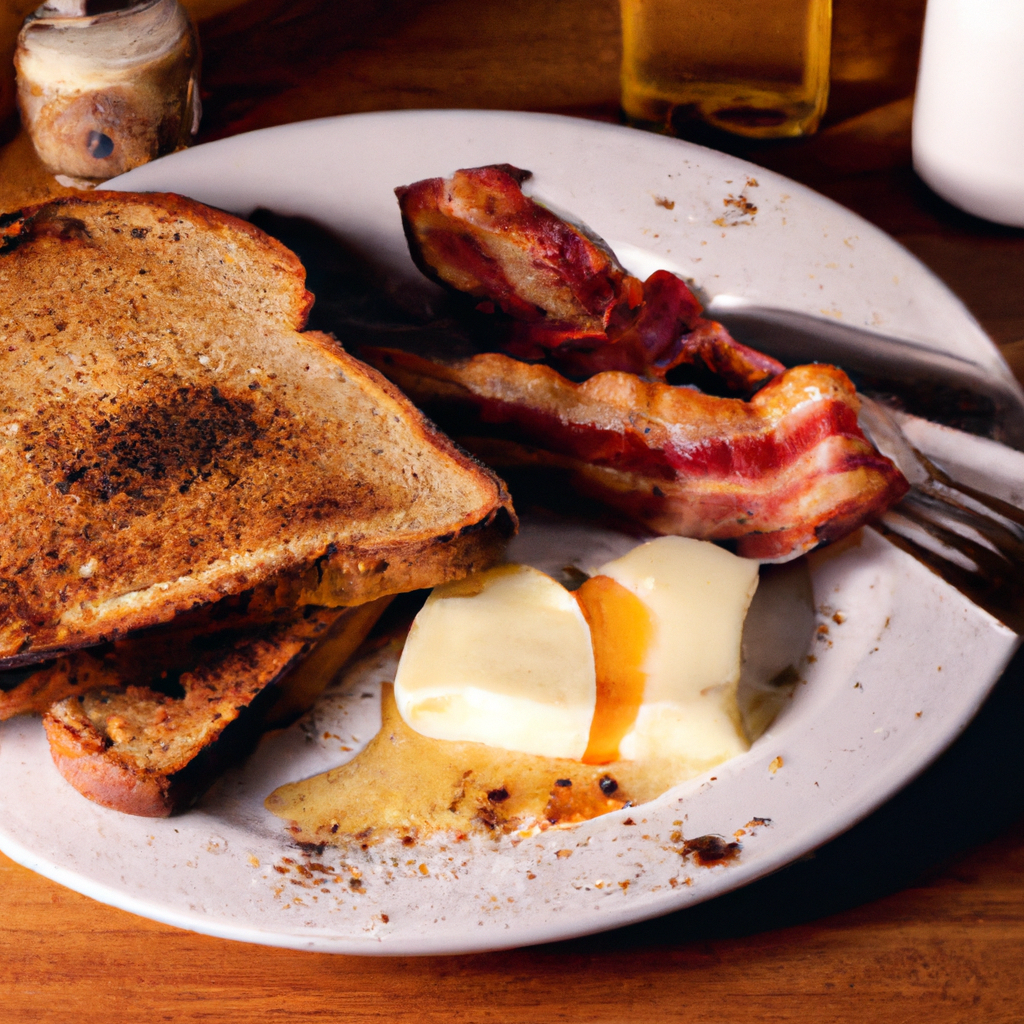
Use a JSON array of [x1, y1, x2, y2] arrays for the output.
[[394, 536, 759, 767]]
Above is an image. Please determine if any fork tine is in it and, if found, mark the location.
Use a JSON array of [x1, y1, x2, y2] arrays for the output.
[[915, 452, 1024, 530], [891, 499, 1021, 583], [858, 394, 1024, 633], [902, 487, 1024, 568]]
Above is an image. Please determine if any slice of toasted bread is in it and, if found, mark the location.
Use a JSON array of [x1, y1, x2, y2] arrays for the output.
[[0, 192, 514, 668], [40, 599, 388, 816]]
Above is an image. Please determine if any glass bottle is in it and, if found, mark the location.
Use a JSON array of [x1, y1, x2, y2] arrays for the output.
[[620, 0, 831, 140]]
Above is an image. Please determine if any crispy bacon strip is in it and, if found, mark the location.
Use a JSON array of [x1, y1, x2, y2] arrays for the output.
[[398, 163, 627, 331], [363, 348, 909, 561], [396, 165, 782, 389]]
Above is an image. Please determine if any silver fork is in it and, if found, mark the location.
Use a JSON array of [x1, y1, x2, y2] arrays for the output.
[[706, 300, 1024, 632], [857, 397, 1024, 633]]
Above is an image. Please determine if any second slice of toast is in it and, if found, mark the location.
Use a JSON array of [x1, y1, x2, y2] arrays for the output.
[[38, 600, 388, 816]]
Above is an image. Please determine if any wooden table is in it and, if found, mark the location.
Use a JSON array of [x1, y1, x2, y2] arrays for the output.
[[2, 2, 1023, 1020]]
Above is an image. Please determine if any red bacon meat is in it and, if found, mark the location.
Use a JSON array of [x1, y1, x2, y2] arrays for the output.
[[396, 164, 782, 390], [363, 348, 909, 561]]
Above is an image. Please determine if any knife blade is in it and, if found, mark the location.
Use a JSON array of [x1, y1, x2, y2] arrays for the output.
[[705, 296, 1024, 450]]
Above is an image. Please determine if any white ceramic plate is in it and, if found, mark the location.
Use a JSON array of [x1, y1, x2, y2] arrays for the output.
[[0, 111, 1020, 954]]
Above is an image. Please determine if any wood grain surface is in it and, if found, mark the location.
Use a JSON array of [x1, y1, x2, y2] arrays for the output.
[[1, 1, 1023, 1020]]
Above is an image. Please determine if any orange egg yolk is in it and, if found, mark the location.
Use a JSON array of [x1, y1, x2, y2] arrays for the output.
[[574, 574, 653, 765]]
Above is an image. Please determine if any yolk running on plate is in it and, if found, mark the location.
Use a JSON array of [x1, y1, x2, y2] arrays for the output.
[[575, 574, 652, 765]]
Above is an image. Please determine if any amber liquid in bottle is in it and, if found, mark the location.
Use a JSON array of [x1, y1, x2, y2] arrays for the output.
[[621, 0, 831, 139]]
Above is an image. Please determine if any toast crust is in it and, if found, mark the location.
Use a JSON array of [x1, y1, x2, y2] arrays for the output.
[[41, 602, 388, 816], [0, 192, 514, 667]]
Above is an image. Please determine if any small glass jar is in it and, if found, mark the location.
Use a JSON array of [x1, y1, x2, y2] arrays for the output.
[[15, 0, 200, 186], [621, 0, 831, 140]]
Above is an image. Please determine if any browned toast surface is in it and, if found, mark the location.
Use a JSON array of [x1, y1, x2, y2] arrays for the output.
[[0, 192, 514, 666], [40, 601, 387, 816]]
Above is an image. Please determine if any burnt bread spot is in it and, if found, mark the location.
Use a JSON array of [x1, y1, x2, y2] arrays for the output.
[[454, 504, 517, 539], [0, 595, 48, 655], [0, 209, 94, 253], [0, 577, 50, 636], [43, 383, 265, 506], [32, 215, 94, 245], [0, 212, 28, 253], [3, 372, 369, 638]]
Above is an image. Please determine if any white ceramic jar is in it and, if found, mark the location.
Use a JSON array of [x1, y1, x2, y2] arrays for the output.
[[913, 0, 1024, 227]]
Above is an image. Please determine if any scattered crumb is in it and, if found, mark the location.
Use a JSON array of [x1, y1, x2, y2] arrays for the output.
[[714, 191, 758, 227], [769, 756, 784, 775], [682, 834, 741, 867]]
